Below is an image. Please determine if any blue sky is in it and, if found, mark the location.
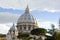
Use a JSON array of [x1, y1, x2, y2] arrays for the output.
[[0, 7, 60, 22], [0, 0, 60, 34]]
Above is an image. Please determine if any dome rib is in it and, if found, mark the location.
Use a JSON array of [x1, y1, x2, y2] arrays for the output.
[[17, 13, 37, 24]]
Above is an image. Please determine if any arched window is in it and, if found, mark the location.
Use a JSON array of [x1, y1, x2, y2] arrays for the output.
[[28, 25, 31, 30], [23, 25, 26, 30], [19, 25, 22, 30], [24, 27, 26, 30], [28, 27, 31, 30]]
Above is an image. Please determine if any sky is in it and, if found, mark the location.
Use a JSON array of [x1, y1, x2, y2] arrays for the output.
[[0, 0, 60, 34]]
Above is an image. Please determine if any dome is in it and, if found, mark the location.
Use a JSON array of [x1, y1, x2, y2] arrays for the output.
[[16, 6, 38, 33], [17, 6, 37, 24], [17, 12, 37, 24]]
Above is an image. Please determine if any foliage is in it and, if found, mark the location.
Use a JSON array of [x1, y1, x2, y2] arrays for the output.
[[17, 33, 29, 38], [46, 24, 55, 40], [31, 28, 47, 36], [48, 24, 55, 35], [17, 32, 32, 40], [46, 32, 60, 40], [53, 32, 60, 40]]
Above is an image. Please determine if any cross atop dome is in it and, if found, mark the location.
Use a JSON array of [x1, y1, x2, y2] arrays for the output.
[[25, 5, 29, 13]]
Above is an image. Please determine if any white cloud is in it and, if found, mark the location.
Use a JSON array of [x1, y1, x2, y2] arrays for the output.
[[0, 24, 10, 34], [0, 12, 20, 34], [43, 8, 59, 13], [37, 19, 59, 29], [0, 12, 19, 23], [0, 0, 60, 12], [0, 0, 27, 9]]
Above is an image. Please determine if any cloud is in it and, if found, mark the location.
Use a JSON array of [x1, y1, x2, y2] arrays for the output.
[[0, 0, 60, 12], [0, 0, 26, 9], [0, 23, 17, 34], [43, 8, 60, 13], [0, 12, 19, 23], [0, 12, 20, 34], [0, 24, 10, 34], [37, 19, 59, 29]]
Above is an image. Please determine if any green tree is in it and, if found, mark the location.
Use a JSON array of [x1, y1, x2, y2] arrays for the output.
[[31, 28, 47, 36], [31, 28, 47, 40], [53, 32, 60, 40], [47, 24, 55, 40], [17, 32, 32, 40], [48, 24, 55, 35]]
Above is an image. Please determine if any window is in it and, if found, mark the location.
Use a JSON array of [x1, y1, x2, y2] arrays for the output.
[[19, 25, 22, 30], [28, 25, 31, 30], [28, 27, 31, 30], [13, 30, 15, 33], [24, 27, 26, 30], [23, 25, 26, 30]]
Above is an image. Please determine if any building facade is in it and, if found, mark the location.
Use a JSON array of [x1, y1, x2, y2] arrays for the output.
[[6, 6, 38, 40]]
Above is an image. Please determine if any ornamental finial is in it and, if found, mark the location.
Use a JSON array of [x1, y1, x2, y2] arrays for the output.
[[25, 5, 29, 13]]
